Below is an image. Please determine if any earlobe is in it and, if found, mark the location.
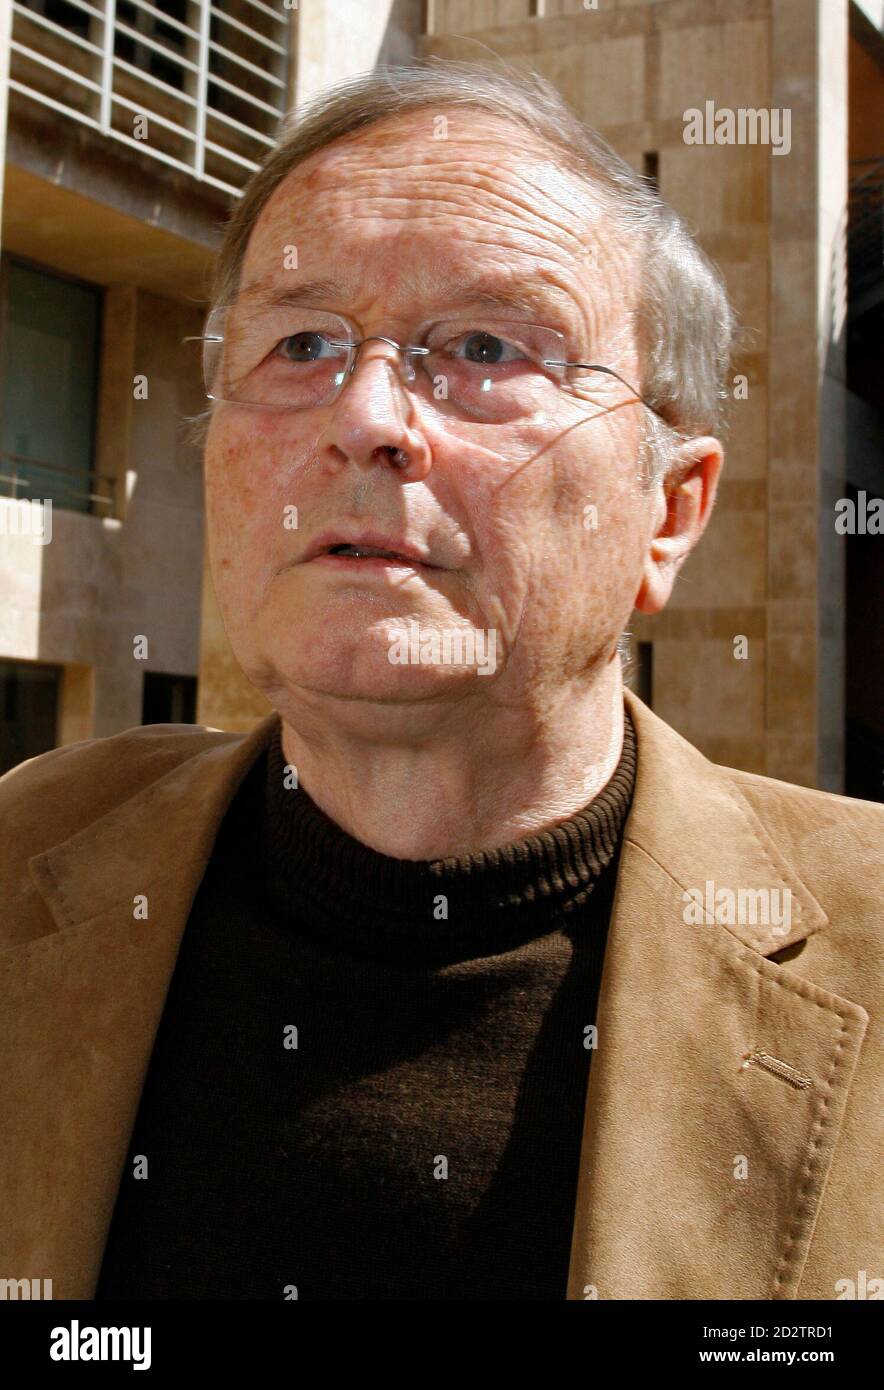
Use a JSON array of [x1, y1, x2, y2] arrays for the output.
[[633, 436, 724, 616], [634, 547, 677, 616]]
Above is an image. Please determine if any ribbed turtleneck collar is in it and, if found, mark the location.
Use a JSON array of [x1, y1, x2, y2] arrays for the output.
[[255, 710, 637, 963]]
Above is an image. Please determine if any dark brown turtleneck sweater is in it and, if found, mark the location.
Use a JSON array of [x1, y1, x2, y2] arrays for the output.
[[95, 711, 637, 1301]]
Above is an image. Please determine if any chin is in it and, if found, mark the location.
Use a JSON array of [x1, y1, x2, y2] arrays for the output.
[[253, 619, 418, 699]]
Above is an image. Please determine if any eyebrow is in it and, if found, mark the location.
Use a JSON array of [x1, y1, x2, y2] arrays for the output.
[[237, 274, 573, 325]]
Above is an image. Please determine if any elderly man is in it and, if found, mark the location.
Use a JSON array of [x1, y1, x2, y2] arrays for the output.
[[1, 61, 881, 1304]]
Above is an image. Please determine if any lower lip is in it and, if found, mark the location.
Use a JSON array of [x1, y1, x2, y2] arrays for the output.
[[309, 553, 432, 572]]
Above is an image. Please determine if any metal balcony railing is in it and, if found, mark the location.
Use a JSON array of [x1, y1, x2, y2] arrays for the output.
[[8, 0, 292, 197], [0, 449, 117, 512]]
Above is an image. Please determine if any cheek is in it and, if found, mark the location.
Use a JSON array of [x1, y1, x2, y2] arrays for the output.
[[549, 419, 647, 563], [441, 407, 570, 515], [464, 420, 624, 582], [205, 418, 295, 566], [485, 422, 646, 634], [205, 451, 279, 641]]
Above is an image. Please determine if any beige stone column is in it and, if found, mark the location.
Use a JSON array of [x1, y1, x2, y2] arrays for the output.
[[294, 0, 424, 107], [767, 0, 848, 789]]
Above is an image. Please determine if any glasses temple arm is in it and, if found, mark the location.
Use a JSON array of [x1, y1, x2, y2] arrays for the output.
[[544, 359, 670, 423]]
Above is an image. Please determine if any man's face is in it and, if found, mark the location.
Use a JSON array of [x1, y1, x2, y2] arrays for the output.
[[205, 109, 658, 728]]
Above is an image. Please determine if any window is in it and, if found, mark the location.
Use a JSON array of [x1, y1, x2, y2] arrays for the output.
[[142, 672, 198, 725], [18, 0, 90, 42], [115, 0, 189, 93], [0, 658, 61, 775], [0, 256, 102, 515]]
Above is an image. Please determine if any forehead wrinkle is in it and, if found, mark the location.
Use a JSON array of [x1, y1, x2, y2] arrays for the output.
[[257, 186, 584, 262], [260, 123, 599, 254], [283, 162, 593, 264], [289, 113, 555, 185]]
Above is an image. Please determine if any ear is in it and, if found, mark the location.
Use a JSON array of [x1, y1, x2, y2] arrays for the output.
[[634, 436, 724, 615]]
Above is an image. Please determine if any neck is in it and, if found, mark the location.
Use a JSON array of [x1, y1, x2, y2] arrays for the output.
[[277, 662, 625, 860]]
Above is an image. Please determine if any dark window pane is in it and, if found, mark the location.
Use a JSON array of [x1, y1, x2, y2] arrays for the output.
[[0, 659, 60, 775], [142, 672, 198, 725], [115, 0, 186, 92], [19, 0, 90, 41], [0, 260, 101, 515], [633, 641, 653, 708]]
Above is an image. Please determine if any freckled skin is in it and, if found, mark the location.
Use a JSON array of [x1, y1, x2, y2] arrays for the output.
[[204, 109, 722, 858]]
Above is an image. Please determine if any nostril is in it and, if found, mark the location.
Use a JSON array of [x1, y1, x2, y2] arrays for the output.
[[376, 445, 408, 468]]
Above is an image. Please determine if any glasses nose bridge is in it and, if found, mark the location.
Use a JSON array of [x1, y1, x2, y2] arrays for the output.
[[346, 333, 425, 390]]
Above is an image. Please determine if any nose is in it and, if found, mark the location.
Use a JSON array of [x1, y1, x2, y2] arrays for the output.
[[316, 339, 432, 481]]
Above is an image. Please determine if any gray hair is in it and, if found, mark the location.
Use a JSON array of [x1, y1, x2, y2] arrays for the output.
[[183, 57, 737, 483]]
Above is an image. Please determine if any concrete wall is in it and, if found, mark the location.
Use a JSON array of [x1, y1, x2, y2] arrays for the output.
[[295, 0, 424, 106]]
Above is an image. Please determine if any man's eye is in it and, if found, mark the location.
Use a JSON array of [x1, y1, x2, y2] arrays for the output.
[[449, 332, 527, 366], [277, 332, 342, 362]]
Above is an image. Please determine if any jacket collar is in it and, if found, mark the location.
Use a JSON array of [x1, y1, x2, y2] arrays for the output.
[[28, 711, 281, 934], [28, 692, 824, 953], [7, 694, 867, 1299], [619, 690, 826, 956]]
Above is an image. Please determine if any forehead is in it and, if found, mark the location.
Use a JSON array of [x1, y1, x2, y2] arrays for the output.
[[239, 108, 636, 333]]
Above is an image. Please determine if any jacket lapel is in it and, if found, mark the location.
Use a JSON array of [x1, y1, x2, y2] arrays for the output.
[[0, 712, 279, 1298], [566, 692, 868, 1299]]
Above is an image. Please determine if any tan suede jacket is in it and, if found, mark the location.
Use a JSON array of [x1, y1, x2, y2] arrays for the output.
[[1, 691, 881, 1300]]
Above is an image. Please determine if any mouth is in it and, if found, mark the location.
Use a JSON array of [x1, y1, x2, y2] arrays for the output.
[[326, 543, 419, 563], [304, 534, 439, 569]]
